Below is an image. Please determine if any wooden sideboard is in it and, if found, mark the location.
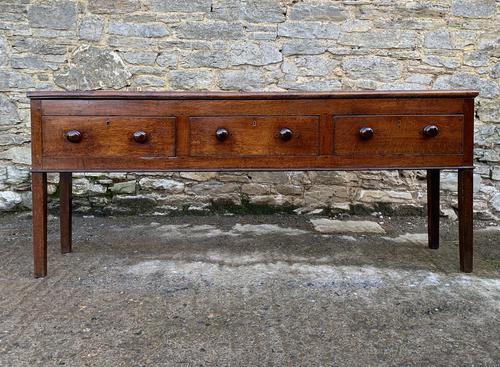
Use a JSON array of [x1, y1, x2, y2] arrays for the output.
[[28, 90, 478, 277]]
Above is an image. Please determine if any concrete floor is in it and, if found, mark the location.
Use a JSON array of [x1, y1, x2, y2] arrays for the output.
[[0, 213, 499, 366]]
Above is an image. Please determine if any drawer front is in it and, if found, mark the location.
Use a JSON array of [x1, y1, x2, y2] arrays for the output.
[[190, 115, 320, 156], [42, 116, 176, 158], [333, 115, 463, 155]]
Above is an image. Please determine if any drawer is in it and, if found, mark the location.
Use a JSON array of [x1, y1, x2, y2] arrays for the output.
[[189, 115, 320, 156], [42, 116, 176, 158], [333, 115, 463, 155]]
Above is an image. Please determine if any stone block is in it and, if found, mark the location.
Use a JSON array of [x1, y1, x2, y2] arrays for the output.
[[181, 48, 229, 69], [288, 3, 346, 21], [249, 172, 290, 184], [422, 55, 460, 69], [0, 94, 20, 125], [441, 172, 482, 193], [72, 178, 106, 196], [434, 73, 498, 98], [79, 16, 104, 41], [144, 0, 211, 12], [111, 195, 158, 211], [218, 174, 251, 183], [88, 0, 140, 13], [185, 42, 282, 68], [278, 78, 342, 91], [139, 178, 184, 193], [490, 193, 500, 212], [242, 184, 271, 195], [491, 63, 500, 78], [492, 167, 500, 181], [20, 191, 32, 209], [174, 22, 244, 40], [0, 36, 8, 66], [451, 30, 479, 48], [343, 57, 401, 81], [281, 40, 327, 56], [180, 172, 217, 181], [405, 74, 433, 85], [464, 51, 488, 67], [248, 194, 291, 207], [229, 42, 282, 66], [451, 0, 496, 18], [309, 171, 358, 185], [282, 55, 339, 77], [0, 71, 35, 89], [0, 134, 30, 146], [189, 182, 239, 196], [5, 166, 29, 186], [0, 191, 22, 211], [10, 56, 47, 69], [111, 180, 136, 194], [276, 184, 302, 196], [212, 0, 285, 23], [156, 52, 177, 67], [54, 45, 131, 90], [219, 68, 267, 91], [424, 30, 453, 49], [169, 70, 214, 90], [304, 185, 349, 206], [133, 75, 165, 88], [278, 22, 341, 39], [108, 22, 169, 38], [338, 31, 419, 48], [122, 51, 158, 65], [28, 1, 76, 30], [357, 190, 413, 203], [2, 146, 31, 165], [12, 39, 66, 55]]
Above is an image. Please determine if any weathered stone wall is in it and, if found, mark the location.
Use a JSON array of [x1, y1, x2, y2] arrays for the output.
[[0, 0, 498, 218]]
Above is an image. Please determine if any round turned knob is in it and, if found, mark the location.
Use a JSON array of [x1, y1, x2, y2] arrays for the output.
[[279, 128, 293, 141], [65, 130, 82, 143], [359, 127, 374, 140], [132, 130, 148, 143], [423, 125, 439, 138], [215, 128, 229, 142]]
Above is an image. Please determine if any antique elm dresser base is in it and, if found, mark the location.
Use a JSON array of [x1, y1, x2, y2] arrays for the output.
[[28, 90, 478, 277]]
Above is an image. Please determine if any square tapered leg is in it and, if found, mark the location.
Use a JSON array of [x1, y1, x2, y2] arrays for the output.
[[59, 172, 72, 254], [32, 172, 47, 278], [458, 169, 473, 273], [427, 169, 440, 249]]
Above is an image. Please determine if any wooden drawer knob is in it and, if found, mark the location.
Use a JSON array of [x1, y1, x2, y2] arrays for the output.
[[215, 128, 229, 141], [65, 130, 82, 143], [132, 130, 148, 143], [423, 125, 439, 137], [359, 127, 374, 140], [279, 128, 293, 141]]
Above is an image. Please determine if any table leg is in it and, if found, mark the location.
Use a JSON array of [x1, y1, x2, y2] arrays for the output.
[[458, 168, 473, 273], [32, 172, 47, 278], [59, 172, 72, 254], [427, 169, 440, 249]]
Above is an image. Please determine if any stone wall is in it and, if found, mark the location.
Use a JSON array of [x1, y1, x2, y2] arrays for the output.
[[0, 0, 498, 218]]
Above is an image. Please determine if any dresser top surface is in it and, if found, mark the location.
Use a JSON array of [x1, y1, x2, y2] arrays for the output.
[[27, 90, 479, 100]]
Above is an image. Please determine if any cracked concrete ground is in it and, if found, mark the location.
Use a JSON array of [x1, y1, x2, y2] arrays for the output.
[[0, 213, 499, 366]]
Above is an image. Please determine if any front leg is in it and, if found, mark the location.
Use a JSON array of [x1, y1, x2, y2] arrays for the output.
[[458, 168, 473, 273], [427, 169, 440, 249], [32, 172, 47, 278], [59, 172, 72, 254]]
